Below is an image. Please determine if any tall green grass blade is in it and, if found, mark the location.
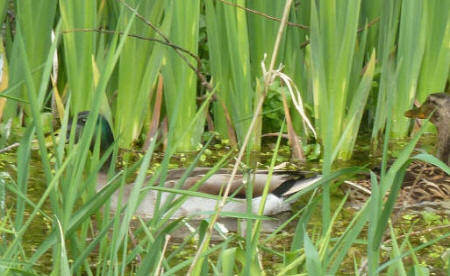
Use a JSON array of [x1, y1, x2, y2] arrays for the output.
[[310, 0, 365, 237], [412, 153, 450, 175], [162, 0, 202, 152], [391, 0, 427, 138], [371, 0, 400, 142], [4, 0, 57, 119], [319, 192, 350, 262], [304, 228, 323, 275], [220, 247, 236, 276], [60, 0, 135, 234], [11, 25, 62, 265], [7, 148, 76, 263], [56, 219, 70, 275], [59, 0, 102, 113], [234, 247, 261, 275], [6, 14, 60, 208], [99, 134, 157, 274], [335, 51, 376, 160], [360, 0, 381, 51], [290, 199, 318, 252], [386, 222, 407, 276], [417, 0, 450, 99], [0, 0, 7, 24], [372, 165, 406, 250], [205, 0, 257, 149], [14, 124, 33, 233], [164, 242, 229, 275], [250, 122, 285, 242], [327, 201, 370, 274], [310, 0, 364, 161], [367, 170, 381, 274], [376, 231, 450, 273], [381, 119, 429, 194], [115, 0, 166, 148], [28, 13, 133, 267], [367, 118, 429, 274], [71, 218, 114, 272], [135, 232, 165, 276]]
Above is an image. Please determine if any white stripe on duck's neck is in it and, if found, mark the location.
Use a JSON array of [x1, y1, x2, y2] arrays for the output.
[[96, 169, 321, 219]]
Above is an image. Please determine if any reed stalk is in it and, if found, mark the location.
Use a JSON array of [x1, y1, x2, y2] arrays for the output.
[[162, 0, 202, 152], [390, 1, 427, 138], [114, 0, 166, 148], [0, 1, 448, 274], [205, 0, 257, 150]]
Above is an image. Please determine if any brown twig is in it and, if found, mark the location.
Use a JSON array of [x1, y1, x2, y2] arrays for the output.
[[261, 133, 289, 139], [128, 228, 142, 263], [358, 17, 380, 33], [116, 0, 213, 92], [216, 95, 238, 147], [155, 235, 171, 276], [0, 142, 20, 154], [281, 92, 304, 161], [205, 111, 215, 132], [300, 16, 380, 49], [63, 28, 206, 82], [216, 0, 309, 30]]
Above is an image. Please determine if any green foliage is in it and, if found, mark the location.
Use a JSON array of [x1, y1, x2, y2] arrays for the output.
[[60, 0, 100, 114], [391, 1, 427, 138], [205, 0, 257, 149], [114, 0, 166, 148], [0, 0, 448, 274], [262, 80, 287, 132], [163, 0, 203, 152]]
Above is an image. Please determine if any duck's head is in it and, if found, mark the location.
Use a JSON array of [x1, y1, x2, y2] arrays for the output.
[[405, 93, 450, 126], [405, 92, 450, 165], [67, 111, 114, 155]]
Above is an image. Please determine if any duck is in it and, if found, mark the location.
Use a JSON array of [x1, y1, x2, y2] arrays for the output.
[[67, 111, 322, 219], [344, 92, 450, 211], [405, 92, 450, 166], [344, 161, 449, 211]]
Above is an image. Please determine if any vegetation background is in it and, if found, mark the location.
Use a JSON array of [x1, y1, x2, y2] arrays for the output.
[[0, 0, 449, 275]]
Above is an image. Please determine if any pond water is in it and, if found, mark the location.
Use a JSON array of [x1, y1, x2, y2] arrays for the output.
[[0, 136, 448, 274]]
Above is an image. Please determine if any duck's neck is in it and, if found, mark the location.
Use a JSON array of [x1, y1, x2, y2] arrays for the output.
[[436, 126, 450, 166]]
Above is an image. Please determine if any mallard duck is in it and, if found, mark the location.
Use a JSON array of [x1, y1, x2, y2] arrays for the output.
[[67, 111, 322, 219], [344, 92, 450, 210], [344, 161, 449, 211]]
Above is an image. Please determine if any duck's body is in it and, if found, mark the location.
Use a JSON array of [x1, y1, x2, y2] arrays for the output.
[[97, 168, 321, 219], [345, 161, 450, 211], [68, 112, 322, 219]]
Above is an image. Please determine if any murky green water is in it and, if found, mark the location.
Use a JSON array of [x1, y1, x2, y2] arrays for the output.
[[0, 135, 448, 274]]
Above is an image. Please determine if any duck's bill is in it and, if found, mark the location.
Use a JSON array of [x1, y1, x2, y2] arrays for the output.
[[404, 105, 430, 119]]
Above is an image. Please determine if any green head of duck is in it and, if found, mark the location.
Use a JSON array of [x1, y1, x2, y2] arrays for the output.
[[67, 111, 115, 155]]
